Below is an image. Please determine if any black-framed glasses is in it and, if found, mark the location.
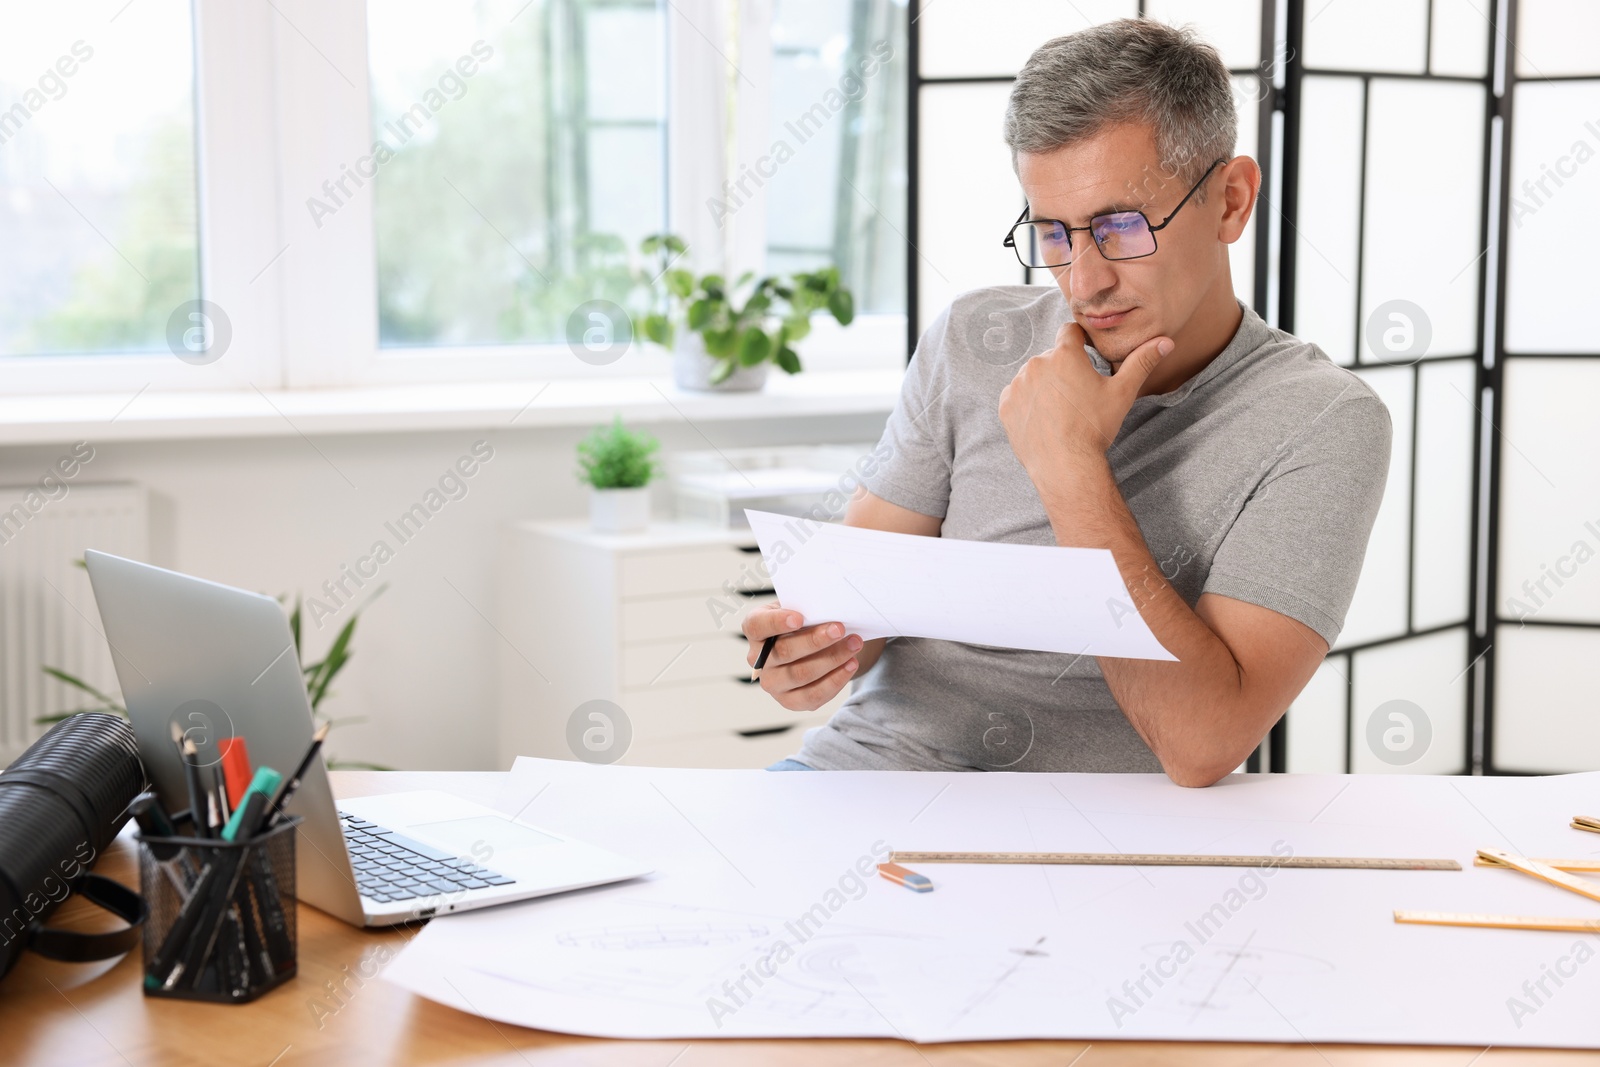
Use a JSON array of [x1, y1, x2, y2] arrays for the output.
[[1002, 157, 1228, 269]]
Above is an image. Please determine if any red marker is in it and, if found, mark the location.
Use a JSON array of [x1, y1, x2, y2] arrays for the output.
[[218, 737, 253, 809]]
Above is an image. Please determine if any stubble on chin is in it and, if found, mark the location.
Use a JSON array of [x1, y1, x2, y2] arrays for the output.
[[1085, 333, 1136, 368]]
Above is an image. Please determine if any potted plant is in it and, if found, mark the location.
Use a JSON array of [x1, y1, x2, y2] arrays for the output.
[[576, 416, 660, 532], [634, 233, 856, 391]]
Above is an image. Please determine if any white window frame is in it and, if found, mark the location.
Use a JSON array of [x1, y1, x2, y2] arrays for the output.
[[0, 0, 285, 396], [2, 0, 905, 397]]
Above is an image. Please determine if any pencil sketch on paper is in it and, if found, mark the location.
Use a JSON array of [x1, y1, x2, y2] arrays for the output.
[[463, 898, 930, 1028], [555, 923, 773, 950], [1109, 934, 1339, 1026]]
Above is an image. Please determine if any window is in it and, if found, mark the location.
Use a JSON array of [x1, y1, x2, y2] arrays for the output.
[[366, 0, 667, 348], [1, 0, 905, 394], [766, 0, 906, 317], [0, 3, 198, 358]]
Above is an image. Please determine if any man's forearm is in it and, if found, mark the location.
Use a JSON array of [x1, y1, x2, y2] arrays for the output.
[[1036, 451, 1259, 785]]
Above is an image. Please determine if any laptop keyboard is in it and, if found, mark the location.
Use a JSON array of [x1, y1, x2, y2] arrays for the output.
[[339, 810, 516, 904]]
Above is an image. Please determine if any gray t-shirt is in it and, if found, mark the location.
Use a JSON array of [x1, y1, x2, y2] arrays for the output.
[[795, 285, 1392, 772]]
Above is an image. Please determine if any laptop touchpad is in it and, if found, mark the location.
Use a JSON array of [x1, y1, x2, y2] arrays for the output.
[[408, 815, 560, 855]]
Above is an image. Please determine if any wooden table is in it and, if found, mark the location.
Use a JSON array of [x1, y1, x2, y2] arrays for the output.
[[0, 771, 1582, 1066]]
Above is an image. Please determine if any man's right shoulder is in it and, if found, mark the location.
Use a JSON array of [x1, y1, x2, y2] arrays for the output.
[[922, 284, 1067, 371]]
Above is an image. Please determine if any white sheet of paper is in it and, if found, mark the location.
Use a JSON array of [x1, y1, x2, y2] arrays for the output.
[[743, 508, 1177, 660], [381, 759, 1600, 1047]]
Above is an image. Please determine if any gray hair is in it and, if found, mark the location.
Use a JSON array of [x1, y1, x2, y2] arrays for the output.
[[1003, 19, 1236, 197]]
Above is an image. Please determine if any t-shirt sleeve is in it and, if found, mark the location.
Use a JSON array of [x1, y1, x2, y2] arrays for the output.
[[859, 304, 955, 519], [1201, 395, 1393, 648]]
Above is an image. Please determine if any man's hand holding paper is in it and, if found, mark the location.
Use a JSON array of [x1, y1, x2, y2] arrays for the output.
[[744, 509, 1177, 662]]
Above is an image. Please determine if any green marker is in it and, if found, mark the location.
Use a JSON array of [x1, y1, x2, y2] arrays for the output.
[[221, 767, 282, 841]]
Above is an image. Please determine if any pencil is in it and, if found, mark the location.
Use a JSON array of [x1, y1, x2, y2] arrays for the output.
[[176, 726, 213, 838], [750, 635, 778, 681], [261, 721, 330, 830]]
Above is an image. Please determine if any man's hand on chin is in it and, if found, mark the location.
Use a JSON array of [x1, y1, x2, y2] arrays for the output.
[[997, 321, 1174, 485]]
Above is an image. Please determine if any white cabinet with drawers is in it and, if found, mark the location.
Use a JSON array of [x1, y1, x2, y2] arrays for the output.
[[495, 519, 844, 768]]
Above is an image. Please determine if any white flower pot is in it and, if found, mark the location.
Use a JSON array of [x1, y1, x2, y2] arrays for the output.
[[672, 331, 770, 392], [589, 486, 651, 533]]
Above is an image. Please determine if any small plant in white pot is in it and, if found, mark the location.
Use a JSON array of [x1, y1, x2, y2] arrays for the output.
[[577, 416, 660, 533]]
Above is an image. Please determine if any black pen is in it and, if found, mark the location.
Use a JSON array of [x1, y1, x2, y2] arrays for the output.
[[146, 852, 228, 989], [170, 847, 249, 991], [238, 870, 280, 977], [185, 789, 275, 990], [750, 635, 778, 681], [219, 905, 250, 998], [226, 772, 295, 971], [244, 848, 295, 974]]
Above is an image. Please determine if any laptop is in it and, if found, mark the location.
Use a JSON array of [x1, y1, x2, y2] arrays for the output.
[[84, 550, 649, 927]]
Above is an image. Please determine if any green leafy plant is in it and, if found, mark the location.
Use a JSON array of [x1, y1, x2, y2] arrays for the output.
[[283, 587, 392, 770], [576, 415, 661, 489], [38, 569, 392, 771], [39, 665, 124, 719], [634, 232, 856, 385]]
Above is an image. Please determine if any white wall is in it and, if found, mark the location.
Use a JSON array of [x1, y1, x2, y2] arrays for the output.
[[0, 412, 885, 771]]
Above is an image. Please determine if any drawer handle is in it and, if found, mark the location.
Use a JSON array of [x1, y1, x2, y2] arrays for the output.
[[737, 724, 796, 738]]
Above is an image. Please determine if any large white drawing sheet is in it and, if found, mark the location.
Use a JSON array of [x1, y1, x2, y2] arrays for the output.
[[382, 760, 1600, 1047], [743, 508, 1177, 660]]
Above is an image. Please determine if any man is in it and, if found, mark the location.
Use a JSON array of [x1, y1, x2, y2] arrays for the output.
[[746, 18, 1390, 785]]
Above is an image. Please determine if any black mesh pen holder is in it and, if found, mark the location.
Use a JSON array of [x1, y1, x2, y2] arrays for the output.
[[136, 815, 300, 1003]]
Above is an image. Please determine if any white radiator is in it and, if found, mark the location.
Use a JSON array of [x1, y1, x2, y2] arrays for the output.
[[0, 482, 147, 765]]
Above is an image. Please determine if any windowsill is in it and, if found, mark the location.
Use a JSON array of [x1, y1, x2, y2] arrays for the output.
[[0, 370, 905, 446]]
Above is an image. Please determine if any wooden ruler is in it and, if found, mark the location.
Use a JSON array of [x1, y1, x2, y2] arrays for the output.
[[888, 851, 1460, 871], [1395, 910, 1600, 934], [1477, 849, 1600, 904], [1475, 854, 1600, 872]]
